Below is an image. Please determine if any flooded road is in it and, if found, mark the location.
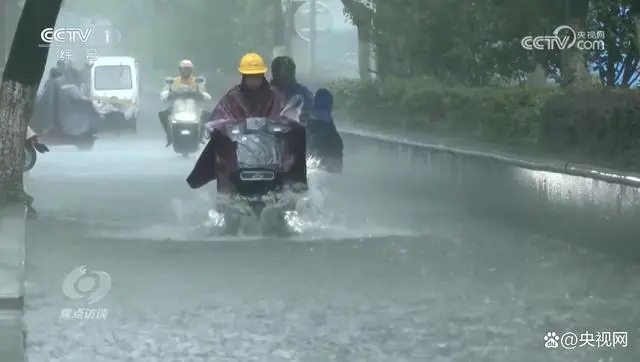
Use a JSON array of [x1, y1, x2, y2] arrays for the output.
[[22, 131, 639, 361]]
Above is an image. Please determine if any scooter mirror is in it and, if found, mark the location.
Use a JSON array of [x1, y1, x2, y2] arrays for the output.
[[164, 77, 173, 85], [195, 76, 205, 84]]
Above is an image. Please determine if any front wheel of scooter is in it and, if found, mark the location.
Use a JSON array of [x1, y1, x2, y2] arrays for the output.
[[23, 144, 37, 172], [76, 138, 95, 151], [250, 202, 265, 220]]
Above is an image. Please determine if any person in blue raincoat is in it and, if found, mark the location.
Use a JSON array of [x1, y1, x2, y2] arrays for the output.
[[270, 56, 313, 115], [306, 88, 343, 173]]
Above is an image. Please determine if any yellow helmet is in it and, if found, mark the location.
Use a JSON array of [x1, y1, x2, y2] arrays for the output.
[[238, 53, 267, 75]]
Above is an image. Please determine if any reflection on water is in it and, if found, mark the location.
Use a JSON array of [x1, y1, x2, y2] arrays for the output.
[[514, 169, 640, 213]]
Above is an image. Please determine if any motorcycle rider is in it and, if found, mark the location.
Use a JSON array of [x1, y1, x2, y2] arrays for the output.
[[270, 56, 313, 118], [158, 59, 212, 146], [210, 52, 283, 121], [54, 59, 66, 74], [80, 60, 93, 96], [187, 52, 285, 189], [61, 60, 82, 86], [307, 88, 343, 172]]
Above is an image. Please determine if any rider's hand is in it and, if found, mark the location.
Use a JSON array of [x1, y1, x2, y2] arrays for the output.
[[160, 90, 169, 101], [201, 92, 212, 101]]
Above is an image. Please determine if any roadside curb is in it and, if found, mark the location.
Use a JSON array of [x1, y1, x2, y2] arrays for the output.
[[0, 204, 27, 361], [339, 128, 640, 188], [339, 129, 640, 258]]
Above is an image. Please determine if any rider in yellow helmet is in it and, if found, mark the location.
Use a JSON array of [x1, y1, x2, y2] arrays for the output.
[[206, 53, 283, 123], [186, 53, 286, 191]]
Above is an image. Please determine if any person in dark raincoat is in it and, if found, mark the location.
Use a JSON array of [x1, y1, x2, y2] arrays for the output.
[[186, 52, 285, 190], [80, 60, 93, 96], [270, 56, 313, 116], [54, 59, 66, 74], [31, 68, 64, 135], [307, 88, 343, 173], [59, 60, 82, 86], [31, 67, 99, 142]]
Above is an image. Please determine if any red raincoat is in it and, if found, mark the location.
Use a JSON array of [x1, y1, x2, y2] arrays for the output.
[[209, 84, 283, 122], [186, 84, 285, 190]]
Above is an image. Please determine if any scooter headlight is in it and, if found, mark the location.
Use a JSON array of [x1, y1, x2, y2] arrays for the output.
[[171, 112, 199, 123]]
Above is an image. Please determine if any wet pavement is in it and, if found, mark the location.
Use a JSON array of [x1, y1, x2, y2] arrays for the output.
[[20, 126, 640, 361]]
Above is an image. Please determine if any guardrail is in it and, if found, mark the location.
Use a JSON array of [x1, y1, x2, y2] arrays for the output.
[[0, 204, 27, 361], [340, 128, 640, 258]]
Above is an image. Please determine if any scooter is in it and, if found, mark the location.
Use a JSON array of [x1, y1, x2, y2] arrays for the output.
[[163, 77, 206, 157], [24, 126, 49, 172], [206, 97, 308, 235]]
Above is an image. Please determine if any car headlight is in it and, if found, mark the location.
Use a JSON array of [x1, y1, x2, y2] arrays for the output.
[[172, 112, 199, 123]]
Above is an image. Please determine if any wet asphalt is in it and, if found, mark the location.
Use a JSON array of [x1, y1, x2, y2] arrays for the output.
[[20, 117, 640, 362]]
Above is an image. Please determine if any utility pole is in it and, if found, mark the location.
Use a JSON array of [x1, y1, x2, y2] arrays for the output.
[[273, 0, 286, 59], [285, 0, 294, 55], [309, 0, 316, 75]]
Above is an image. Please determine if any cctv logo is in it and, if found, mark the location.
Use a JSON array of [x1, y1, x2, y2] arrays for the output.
[[62, 265, 111, 304]]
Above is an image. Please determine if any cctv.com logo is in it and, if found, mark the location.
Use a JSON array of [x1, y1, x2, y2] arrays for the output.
[[521, 25, 605, 51]]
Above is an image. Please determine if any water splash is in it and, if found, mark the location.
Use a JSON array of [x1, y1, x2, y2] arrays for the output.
[[196, 157, 331, 234], [98, 156, 418, 240]]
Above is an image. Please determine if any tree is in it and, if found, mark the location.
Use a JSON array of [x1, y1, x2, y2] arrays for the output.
[[338, 0, 619, 86], [341, 0, 373, 80], [0, 0, 63, 206], [559, 0, 591, 86], [590, 1, 639, 87]]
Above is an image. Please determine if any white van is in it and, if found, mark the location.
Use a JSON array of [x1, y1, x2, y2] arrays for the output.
[[90, 56, 140, 132]]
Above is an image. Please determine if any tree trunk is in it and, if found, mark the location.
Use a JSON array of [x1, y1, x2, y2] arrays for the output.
[[560, 17, 590, 87], [340, 0, 373, 80], [627, 0, 640, 58], [560, 0, 589, 87], [374, 36, 392, 79], [357, 23, 371, 80], [633, 14, 640, 57], [0, 0, 63, 206]]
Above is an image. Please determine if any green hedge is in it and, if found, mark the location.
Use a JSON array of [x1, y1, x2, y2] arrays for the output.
[[326, 78, 640, 172]]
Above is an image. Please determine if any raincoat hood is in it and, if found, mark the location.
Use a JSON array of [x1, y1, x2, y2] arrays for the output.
[[312, 88, 333, 122], [210, 82, 283, 123], [271, 56, 296, 85], [314, 88, 333, 111]]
